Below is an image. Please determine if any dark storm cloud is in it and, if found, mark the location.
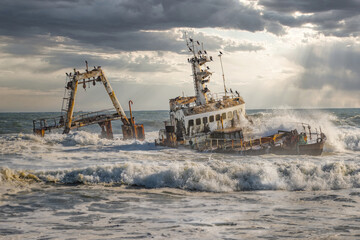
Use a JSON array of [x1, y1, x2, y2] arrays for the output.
[[1, 0, 359, 91], [0, 29, 264, 76], [1, 0, 359, 55], [259, 0, 360, 13], [3, 0, 264, 33], [314, 14, 360, 37], [295, 43, 360, 91], [0, 0, 268, 52], [258, 0, 360, 37]]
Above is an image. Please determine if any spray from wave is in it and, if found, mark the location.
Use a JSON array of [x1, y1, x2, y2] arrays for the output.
[[247, 108, 360, 152]]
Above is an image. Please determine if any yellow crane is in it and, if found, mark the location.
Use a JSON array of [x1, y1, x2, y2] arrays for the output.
[[33, 63, 145, 140]]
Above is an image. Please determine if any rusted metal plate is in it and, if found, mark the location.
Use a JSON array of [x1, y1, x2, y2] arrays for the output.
[[122, 124, 145, 141]]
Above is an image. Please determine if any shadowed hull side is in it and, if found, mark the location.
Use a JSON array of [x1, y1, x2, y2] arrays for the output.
[[212, 140, 325, 156]]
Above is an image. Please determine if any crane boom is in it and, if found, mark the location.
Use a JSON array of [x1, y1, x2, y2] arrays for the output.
[[34, 64, 145, 141], [63, 66, 130, 133], [96, 69, 130, 125]]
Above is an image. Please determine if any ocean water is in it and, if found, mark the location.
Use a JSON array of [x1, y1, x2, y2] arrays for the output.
[[1, 108, 360, 239]]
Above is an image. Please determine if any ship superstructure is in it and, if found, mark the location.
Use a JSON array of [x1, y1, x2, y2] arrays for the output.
[[155, 37, 326, 156], [157, 37, 247, 147]]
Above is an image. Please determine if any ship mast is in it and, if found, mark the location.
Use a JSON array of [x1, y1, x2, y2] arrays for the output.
[[218, 52, 227, 97], [186, 35, 212, 106]]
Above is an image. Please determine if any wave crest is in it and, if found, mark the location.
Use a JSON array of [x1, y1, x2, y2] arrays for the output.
[[2, 160, 360, 192]]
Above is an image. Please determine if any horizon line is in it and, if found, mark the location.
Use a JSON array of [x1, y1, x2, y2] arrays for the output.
[[1, 107, 359, 113]]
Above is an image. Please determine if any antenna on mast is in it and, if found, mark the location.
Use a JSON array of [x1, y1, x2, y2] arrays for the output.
[[184, 32, 196, 58], [218, 51, 227, 96], [184, 33, 212, 105]]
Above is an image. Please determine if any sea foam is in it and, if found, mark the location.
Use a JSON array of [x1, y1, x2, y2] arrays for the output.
[[2, 160, 360, 192]]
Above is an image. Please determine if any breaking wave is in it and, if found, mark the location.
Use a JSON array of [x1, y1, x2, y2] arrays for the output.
[[247, 109, 360, 152], [1, 109, 359, 194], [1, 109, 359, 156], [42, 131, 158, 146], [0, 130, 159, 155], [2, 160, 360, 192]]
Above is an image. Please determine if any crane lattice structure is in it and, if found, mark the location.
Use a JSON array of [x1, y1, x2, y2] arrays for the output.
[[33, 63, 145, 140]]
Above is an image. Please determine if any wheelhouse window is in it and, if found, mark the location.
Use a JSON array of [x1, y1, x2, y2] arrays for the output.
[[215, 114, 220, 121], [196, 118, 201, 125], [233, 110, 237, 118], [209, 116, 214, 122], [203, 117, 208, 124], [188, 119, 194, 126], [222, 113, 227, 120], [228, 112, 233, 119]]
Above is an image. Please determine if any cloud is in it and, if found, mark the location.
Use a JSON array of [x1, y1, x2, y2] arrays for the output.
[[258, 0, 360, 37], [1, 0, 358, 55], [293, 42, 360, 91], [0, 34, 179, 73], [223, 41, 264, 52], [0, 0, 359, 111], [0, 0, 268, 51], [259, 0, 360, 13]]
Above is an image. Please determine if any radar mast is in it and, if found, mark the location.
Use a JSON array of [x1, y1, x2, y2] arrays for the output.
[[185, 34, 212, 106]]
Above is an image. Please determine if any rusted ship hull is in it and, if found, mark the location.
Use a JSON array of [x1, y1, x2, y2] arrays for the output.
[[201, 130, 326, 156], [272, 140, 325, 156], [212, 140, 325, 156]]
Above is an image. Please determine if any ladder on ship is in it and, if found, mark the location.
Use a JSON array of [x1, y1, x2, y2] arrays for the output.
[[61, 75, 72, 117]]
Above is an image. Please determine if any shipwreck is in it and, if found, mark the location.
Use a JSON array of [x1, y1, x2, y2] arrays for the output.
[[156, 37, 326, 156]]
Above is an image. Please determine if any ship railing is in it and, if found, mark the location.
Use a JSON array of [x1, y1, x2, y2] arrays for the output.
[[32, 109, 117, 132], [33, 115, 64, 132], [193, 136, 282, 151], [72, 108, 117, 122], [173, 101, 197, 110], [207, 92, 244, 103], [171, 92, 244, 111]]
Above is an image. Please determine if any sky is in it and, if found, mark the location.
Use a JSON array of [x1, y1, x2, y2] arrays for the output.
[[0, 0, 359, 112]]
